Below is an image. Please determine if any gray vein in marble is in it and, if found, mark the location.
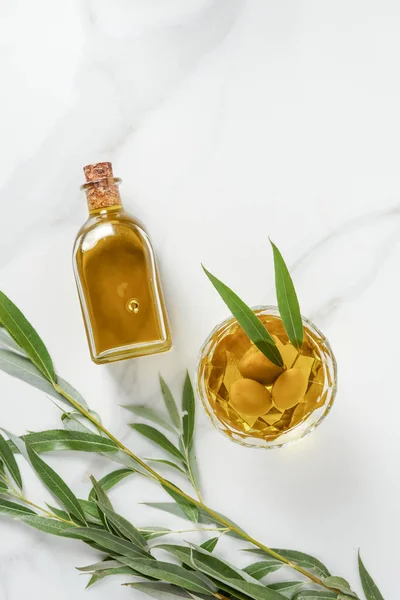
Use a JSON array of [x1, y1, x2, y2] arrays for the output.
[[290, 205, 400, 325]]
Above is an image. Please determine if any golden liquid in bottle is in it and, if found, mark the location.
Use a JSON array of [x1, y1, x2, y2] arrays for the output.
[[73, 163, 171, 364]]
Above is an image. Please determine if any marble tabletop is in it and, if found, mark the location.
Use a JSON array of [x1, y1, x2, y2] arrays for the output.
[[0, 1, 399, 598]]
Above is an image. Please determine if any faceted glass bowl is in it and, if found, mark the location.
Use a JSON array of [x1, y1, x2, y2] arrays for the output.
[[196, 306, 337, 449]]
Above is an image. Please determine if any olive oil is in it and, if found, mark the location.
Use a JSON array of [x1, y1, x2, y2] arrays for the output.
[[198, 309, 335, 446], [73, 162, 172, 364]]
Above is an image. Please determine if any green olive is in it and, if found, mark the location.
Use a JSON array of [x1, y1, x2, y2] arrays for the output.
[[272, 368, 308, 410], [230, 378, 272, 416], [238, 347, 284, 385]]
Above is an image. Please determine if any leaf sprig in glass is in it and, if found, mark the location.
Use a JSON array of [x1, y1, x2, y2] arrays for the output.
[[0, 256, 384, 600], [201, 241, 332, 444]]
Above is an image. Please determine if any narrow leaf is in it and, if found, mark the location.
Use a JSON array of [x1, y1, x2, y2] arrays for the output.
[[202, 267, 283, 367], [221, 578, 287, 600], [358, 553, 385, 600], [243, 561, 282, 579], [0, 326, 26, 355], [0, 349, 88, 409], [160, 375, 181, 429], [0, 432, 22, 489], [124, 582, 195, 600], [140, 528, 172, 541], [321, 577, 357, 597], [0, 498, 36, 517], [24, 441, 87, 523], [21, 515, 76, 536], [294, 593, 338, 600], [78, 499, 101, 523], [117, 557, 217, 594], [77, 559, 125, 572], [159, 544, 247, 583], [182, 373, 195, 449], [90, 476, 113, 510], [95, 501, 147, 549], [88, 469, 134, 501], [86, 574, 104, 588], [200, 537, 219, 552], [146, 458, 186, 475], [130, 424, 185, 462], [165, 545, 286, 600], [67, 527, 147, 559], [9, 430, 117, 454], [0, 291, 55, 381], [0, 481, 8, 492], [268, 581, 304, 597], [245, 548, 331, 579], [270, 241, 303, 350], [161, 484, 199, 522], [46, 504, 70, 521], [123, 405, 177, 434]]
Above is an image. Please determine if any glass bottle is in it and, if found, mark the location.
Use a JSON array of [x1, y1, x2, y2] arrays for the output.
[[73, 162, 172, 364]]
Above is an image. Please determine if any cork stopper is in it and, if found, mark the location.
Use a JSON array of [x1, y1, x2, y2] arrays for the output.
[[82, 162, 121, 211]]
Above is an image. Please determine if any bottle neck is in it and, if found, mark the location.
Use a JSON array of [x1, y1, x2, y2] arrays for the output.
[[82, 177, 123, 214]]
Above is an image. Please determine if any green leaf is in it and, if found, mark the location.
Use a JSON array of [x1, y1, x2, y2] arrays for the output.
[[161, 484, 199, 522], [143, 502, 188, 519], [117, 558, 217, 594], [77, 559, 126, 572], [202, 267, 283, 367], [160, 375, 181, 429], [0, 349, 88, 409], [88, 469, 134, 501], [95, 501, 147, 549], [200, 537, 219, 552], [9, 430, 117, 454], [245, 548, 331, 579], [158, 544, 247, 582], [0, 432, 22, 489], [45, 504, 70, 521], [0, 326, 26, 355], [268, 581, 304, 597], [145, 459, 186, 475], [21, 515, 76, 536], [0, 291, 55, 381], [89, 476, 113, 510], [243, 561, 282, 579], [78, 499, 101, 523], [222, 578, 288, 600], [270, 241, 303, 350], [123, 405, 177, 434], [0, 481, 8, 492], [140, 527, 172, 541], [0, 498, 36, 517], [124, 582, 196, 600], [321, 577, 357, 598], [86, 574, 104, 588], [67, 527, 147, 559], [163, 544, 286, 600], [23, 441, 87, 523], [130, 424, 185, 462], [182, 373, 195, 449], [358, 553, 384, 600], [293, 593, 338, 600]]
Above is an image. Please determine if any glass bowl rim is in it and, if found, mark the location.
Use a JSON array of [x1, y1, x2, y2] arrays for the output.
[[196, 304, 338, 450]]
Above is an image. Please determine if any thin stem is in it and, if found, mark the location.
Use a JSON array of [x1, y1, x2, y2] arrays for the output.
[[140, 527, 229, 535], [183, 444, 203, 503], [53, 383, 334, 592]]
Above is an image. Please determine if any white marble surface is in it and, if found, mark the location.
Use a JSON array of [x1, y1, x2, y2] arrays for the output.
[[0, 1, 399, 598]]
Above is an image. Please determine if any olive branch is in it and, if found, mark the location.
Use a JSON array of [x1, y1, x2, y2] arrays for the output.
[[0, 290, 384, 600]]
